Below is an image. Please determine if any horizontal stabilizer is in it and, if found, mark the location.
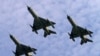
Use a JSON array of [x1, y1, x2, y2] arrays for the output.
[[80, 38, 93, 45], [32, 48, 37, 54], [44, 30, 56, 37]]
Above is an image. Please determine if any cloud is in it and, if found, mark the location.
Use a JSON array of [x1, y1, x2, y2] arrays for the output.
[[0, 0, 100, 56]]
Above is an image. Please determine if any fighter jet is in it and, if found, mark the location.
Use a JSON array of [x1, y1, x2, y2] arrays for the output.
[[67, 15, 93, 45], [27, 6, 56, 37], [10, 34, 37, 56]]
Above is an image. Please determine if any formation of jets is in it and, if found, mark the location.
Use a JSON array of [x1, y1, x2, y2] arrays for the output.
[[5, 5, 93, 56]]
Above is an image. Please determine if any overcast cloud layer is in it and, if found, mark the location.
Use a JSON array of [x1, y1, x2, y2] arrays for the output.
[[0, 0, 100, 56]]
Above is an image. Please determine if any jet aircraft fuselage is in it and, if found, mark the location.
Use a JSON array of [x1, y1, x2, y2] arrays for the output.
[[27, 6, 56, 37], [10, 34, 37, 56], [67, 15, 93, 45]]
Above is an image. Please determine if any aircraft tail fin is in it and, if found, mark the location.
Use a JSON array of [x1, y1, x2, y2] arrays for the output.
[[44, 30, 56, 37], [80, 38, 93, 45]]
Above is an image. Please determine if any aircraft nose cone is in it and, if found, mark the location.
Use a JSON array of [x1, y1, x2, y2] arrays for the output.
[[27, 6, 30, 10], [67, 15, 70, 19], [9, 34, 13, 38]]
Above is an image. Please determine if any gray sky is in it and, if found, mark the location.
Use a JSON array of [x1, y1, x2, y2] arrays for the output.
[[0, 0, 100, 56]]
